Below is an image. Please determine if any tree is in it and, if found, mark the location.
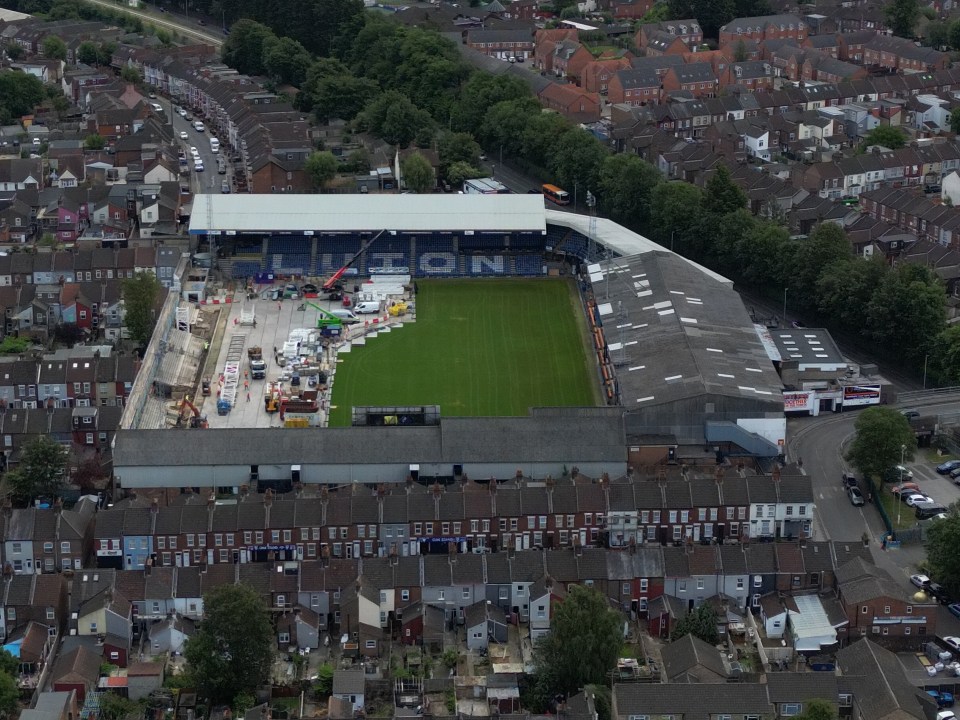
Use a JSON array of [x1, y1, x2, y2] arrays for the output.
[[951, 107, 960, 135], [84, 134, 105, 150], [312, 662, 335, 697], [122, 271, 162, 348], [0, 336, 29, 355], [304, 151, 339, 190], [401, 152, 435, 193], [950, 19, 960, 50], [361, 91, 433, 148], [6, 435, 68, 503], [927, 511, 960, 599], [736, 219, 789, 285], [479, 97, 540, 158], [445, 161, 482, 187], [925, 20, 949, 49], [885, 0, 920, 37], [156, 28, 172, 46], [5, 44, 23, 61], [531, 585, 622, 699], [77, 40, 99, 65], [790, 223, 852, 311], [650, 181, 704, 254], [548, 128, 608, 197], [119, 66, 142, 84], [437, 131, 481, 174], [596, 154, 662, 230], [308, 75, 379, 122], [452, 71, 531, 135], [863, 125, 908, 150], [670, 605, 719, 644], [845, 406, 917, 480], [99, 692, 139, 720], [0, 671, 17, 719], [928, 324, 960, 386], [221, 19, 276, 75], [0, 70, 45, 118], [185, 584, 274, 705], [733, 39, 749, 61], [816, 255, 888, 330], [865, 263, 945, 364], [262, 36, 311, 86], [703, 165, 747, 216], [42, 35, 67, 61], [793, 699, 838, 720]]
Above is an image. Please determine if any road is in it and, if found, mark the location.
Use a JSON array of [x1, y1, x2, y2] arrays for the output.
[[161, 97, 227, 195], [791, 397, 960, 639], [81, 0, 223, 45]]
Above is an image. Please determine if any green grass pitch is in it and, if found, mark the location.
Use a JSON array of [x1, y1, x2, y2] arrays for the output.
[[328, 279, 599, 426]]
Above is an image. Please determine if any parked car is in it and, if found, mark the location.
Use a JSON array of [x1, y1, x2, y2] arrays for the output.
[[179, 131, 189, 140], [950, 467, 960, 481], [929, 690, 955, 708], [927, 582, 951, 603], [901, 409, 921, 420], [911, 574, 932, 588], [895, 464, 914, 479], [884, 466, 915, 482], [937, 460, 960, 474], [842, 472, 858, 488], [950, 604, 960, 619], [945, 637, 960, 653], [848, 487, 865, 506], [892, 483, 921, 496], [906, 494, 934, 507]]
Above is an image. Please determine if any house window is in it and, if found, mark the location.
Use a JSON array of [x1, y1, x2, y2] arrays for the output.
[[754, 575, 762, 587], [279, 632, 290, 644], [783, 704, 800, 716], [43, 542, 53, 553], [90, 622, 97, 633], [401, 589, 410, 601], [61, 541, 69, 553], [696, 579, 704, 590], [12, 543, 21, 554], [499, 587, 508, 600], [46, 608, 55, 620]]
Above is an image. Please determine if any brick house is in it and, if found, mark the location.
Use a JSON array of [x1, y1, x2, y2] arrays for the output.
[[582, 58, 632, 94], [661, 63, 718, 99], [718, 61, 775, 91], [719, 15, 808, 49], [534, 28, 578, 73], [552, 41, 594, 80], [637, 20, 702, 53], [862, 35, 948, 72], [464, 28, 534, 61], [608, 68, 663, 105], [538, 83, 601, 123]]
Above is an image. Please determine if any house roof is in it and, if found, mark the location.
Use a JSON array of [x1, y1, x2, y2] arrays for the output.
[[660, 633, 728, 681], [332, 668, 366, 695]]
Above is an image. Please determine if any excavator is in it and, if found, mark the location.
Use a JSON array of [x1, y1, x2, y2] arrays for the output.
[[176, 396, 208, 429], [321, 229, 386, 295], [304, 301, 344, 337]]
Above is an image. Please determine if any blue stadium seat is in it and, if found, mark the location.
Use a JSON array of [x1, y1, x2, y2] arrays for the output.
[[515, 254, 545, 276], [414, 235, 457, 278], [232, 261, 262, 279]]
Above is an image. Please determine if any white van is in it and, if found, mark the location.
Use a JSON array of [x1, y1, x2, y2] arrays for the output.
[[355, 301, 381, 314], [209, 137, 220, 153], [329, 308, 359, 323], [193, 121, 205, 132]]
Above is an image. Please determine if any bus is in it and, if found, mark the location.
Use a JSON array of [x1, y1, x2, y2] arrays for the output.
[[464, 177, 509, 194], [542, 184, 570, 205]]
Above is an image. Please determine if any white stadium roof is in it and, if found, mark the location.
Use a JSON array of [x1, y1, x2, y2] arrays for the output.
[[189, 194, 548, 234]]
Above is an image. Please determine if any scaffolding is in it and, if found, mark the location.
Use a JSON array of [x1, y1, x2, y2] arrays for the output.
[[221, 334, 245, 409]]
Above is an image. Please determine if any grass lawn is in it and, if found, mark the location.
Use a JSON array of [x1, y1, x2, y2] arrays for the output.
[[328, 279, 597, 426], [877, 489, 917, 531]]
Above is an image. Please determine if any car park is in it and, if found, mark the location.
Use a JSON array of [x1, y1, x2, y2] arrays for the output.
[[938, 460, 960, 474], [905, 494, 934, 507], [848, 487, 865, 506], [912, 574, 932, 588]]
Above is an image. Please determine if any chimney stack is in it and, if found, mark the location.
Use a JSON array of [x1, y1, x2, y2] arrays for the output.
[[207, 492, 216, 510], [772, 465, 781, 483], [240, 484, 249, 500], [150, 497, 159, 514], [264, 488, 274, 506]]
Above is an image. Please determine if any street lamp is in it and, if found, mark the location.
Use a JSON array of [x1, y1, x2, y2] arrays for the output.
[[923, 353, 929, 390], [897, 443, 906, 526], [782, 287, 788, 326]]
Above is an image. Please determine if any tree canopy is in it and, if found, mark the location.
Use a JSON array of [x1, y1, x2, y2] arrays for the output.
[[670, 605, 719, 644], [6, 435, 67, 503], [885, 0, 920, 37], [794, 699, 838, 720], [304, 151, 339, 190], [845, 406, 917, 480], [926, 510, 960, 599], [401, 152, 435, 193], [863, 125, 908, 150], [121, 271, 162, 348], [532, 585, 622, 700], [185, 584, 274, 704]]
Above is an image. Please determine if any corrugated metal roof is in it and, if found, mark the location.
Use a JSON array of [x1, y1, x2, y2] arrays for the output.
[[189, 195, 547, 234]]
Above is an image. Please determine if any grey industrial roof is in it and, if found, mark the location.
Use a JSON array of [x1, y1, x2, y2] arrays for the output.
[[189, 195, 547, 234], [767, 327, 844, 366], [587, 251, 782, 407], [114, 412, 625, 468]]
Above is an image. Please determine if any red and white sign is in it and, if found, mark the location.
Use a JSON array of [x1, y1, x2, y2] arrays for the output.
[[784, 391, 813, 412]]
